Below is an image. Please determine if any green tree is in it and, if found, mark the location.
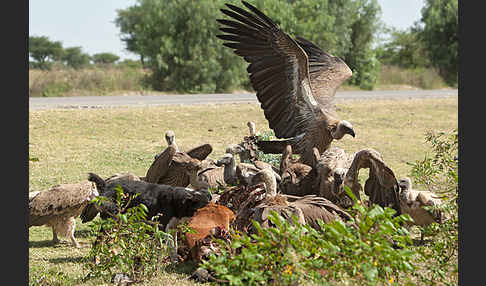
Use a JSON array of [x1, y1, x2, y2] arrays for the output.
[[377, 25, 430, 69], [62, 46, 91, 69], [116, 0, 383, 92], [28, 36, 64, 70], [419, 0, 458, 86], [342, 0, 382, 90], [92, 52, 120, 65]]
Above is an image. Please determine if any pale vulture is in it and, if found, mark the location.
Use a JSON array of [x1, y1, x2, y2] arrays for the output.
[[217, 1, 355, 165], [29, 180, 99, 248], [398, 177, 445, 227]]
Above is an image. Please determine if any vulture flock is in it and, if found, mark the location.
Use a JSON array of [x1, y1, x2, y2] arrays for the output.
[[29, 0, 446, 282]]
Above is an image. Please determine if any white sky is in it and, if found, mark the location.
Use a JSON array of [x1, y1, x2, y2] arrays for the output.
[[29, 0, 426, 60]]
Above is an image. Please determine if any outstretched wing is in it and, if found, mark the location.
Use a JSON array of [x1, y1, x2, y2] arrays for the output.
[[217, 1, 321, 139], [29, 181, 98, 226], [295, 37, 352, 112], [145, 145, 177, 183], [345, 148, 401, 214], [186, 143, 213, 161]]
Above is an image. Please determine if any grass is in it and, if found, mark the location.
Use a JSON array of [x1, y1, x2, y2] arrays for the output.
[[29, 67, 151, 97], [29, 97, 457, 285], [29, 64, 452, 98]]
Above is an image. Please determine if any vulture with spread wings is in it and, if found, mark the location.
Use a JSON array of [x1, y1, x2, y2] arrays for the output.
[[217, 1, 355, 165]]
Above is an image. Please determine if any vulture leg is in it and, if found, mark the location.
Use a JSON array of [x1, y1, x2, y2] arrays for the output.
[[69, 218, 81, 248], [51, 227, 60, 245]]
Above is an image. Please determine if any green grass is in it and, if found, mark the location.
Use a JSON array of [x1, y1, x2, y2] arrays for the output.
[[29, 97, 457, 285]]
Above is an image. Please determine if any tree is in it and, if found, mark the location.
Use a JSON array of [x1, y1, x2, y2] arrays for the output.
[[419, 0, 458, 86], [92, 52, 120, 65], [341, 0, 382, 90], [29, 36, 64, 70], [62, 46, 91, 69], [115, 0, 383, 92]]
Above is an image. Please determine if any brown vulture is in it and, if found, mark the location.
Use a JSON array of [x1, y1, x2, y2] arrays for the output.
[[217, 1, 355, 165], [279, 145, 320, 197], [144, 130, 213, 187], [29, 181, 99, 248]]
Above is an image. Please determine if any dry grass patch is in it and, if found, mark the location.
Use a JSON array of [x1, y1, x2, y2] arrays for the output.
[[29, 97, 457, 285]]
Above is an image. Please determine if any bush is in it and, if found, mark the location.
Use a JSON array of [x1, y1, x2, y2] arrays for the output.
[[202, 190, 416, 285], [407, 129, 458, 284], [83, 185, 173, 283]]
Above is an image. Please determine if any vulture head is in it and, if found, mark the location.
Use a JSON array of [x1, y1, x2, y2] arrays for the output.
[[247, 121, 256, 136], [331, 120, 355, 140], [216, 153, 234, 167], [225, 144, 245, 156]]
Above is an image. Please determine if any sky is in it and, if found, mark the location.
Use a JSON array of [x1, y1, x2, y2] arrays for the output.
[[29, 0, 426, 61]]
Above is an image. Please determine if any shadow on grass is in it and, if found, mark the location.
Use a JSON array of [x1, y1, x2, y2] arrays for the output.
[[74, 228, 93, 238], [29, 240, 56, 248], [48, 255, 85, 264], [162, 260, 198, 276]]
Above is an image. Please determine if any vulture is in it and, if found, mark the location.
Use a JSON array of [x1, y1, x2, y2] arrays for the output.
[[171, 151, 227, 190], [144, 130, 213, 187], [315, 147, 355, 209], [235, 168, 351, 233], [279, 145, 320, 196], [312, 147, 401, 213], [216, 152, 281, 186], [80, 173, 211, 229], [343, 148, 401, 214], [398, 177, 445, 228], [217, 1, 355, 165], [29, 180, 99, 248]]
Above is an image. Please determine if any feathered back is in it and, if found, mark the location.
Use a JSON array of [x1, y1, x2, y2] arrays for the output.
[[29, 181, 98, 227]]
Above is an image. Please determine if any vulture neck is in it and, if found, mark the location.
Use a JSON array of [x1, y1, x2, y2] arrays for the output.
[[261, 170, 278, 199], [223, 157, 236, 182]]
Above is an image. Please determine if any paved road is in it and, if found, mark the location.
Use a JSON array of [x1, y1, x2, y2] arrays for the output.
[[29, 89, 458, 110]]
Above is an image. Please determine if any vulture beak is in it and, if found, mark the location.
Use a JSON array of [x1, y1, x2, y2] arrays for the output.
[[348, 128, 355, 138]]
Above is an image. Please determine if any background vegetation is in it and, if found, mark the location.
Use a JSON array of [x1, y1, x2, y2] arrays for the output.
[[28, 0, 457, 96]]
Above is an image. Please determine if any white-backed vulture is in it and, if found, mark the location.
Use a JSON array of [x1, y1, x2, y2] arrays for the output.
[[29, 181, 99, 248], [145, 130, 213, 187], [398, 177, 445, 227], [279, 145, 320, 196], [217, 1, 355, 165]]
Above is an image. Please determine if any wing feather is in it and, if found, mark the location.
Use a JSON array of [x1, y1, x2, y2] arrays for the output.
[[345, 148, 401, 214], [217, 1, 321, 139]]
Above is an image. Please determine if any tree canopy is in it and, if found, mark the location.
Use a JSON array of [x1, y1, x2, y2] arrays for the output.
[[29, 36, 64, 69], [115, 0, 383, 92], [420, 0, 458, 86]]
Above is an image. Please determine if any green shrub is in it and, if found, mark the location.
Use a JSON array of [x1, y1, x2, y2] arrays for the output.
[[83, 185, 173, 283], [202, 190, 416, 285], [407, 129, 458, 284]]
